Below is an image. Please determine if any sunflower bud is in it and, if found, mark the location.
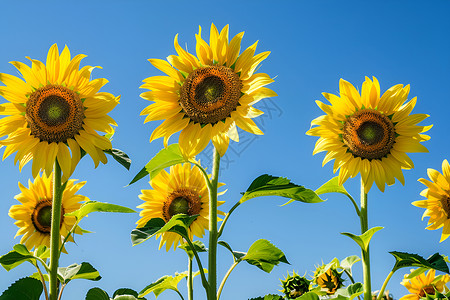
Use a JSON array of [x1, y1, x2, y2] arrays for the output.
[[313, 265, 344, 295], [280, 271, 311, 299]]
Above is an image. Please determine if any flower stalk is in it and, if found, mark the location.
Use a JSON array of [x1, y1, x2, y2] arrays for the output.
[[360, 178, 371, 300], [208, 148, 220, 300]]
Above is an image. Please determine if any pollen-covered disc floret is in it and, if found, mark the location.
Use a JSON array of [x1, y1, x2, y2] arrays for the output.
[[140, 23, 277, 158], [8, 173, 87, 252], [400, 269, 450, 300], [0, 44, 120, 181], [136, 163, 225, 251], [307, 77, 431, 193], [413, 159, 450, 242]]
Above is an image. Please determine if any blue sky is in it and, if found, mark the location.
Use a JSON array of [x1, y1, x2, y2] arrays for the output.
[[0, 1, 449, 299]]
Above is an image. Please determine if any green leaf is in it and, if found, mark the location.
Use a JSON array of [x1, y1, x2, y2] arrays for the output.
[[240, 174, 324, 204], [315, 176, 351, 197], [86, 287, 110, 300], [129, 144, 186, 185], [218, 240, 246, 261], [248, 295, 284, 300], [58, 262, 101, 284], [178, 240, 207, 260], [104, 148, 132, 170], [335, 283, 364, 300], [66, 200, 136, 221], [341, 227, 383, 251], [139, 273, 187, 298], [131, 215, 198, 246], [242, 239, 289, 273], [390, 252, 450, 273], [297, 292, 321, 300], [340, 255, 361, 276], [0, 277, 43, 300], [112, 288, 146, 299], [0, 247, 36, 271]]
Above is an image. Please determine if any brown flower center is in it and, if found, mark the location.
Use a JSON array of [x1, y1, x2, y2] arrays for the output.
[[343, 109, 395, 160], [179, 66, 242, 124], [418, 285, 436, 297], [162, 188, 202, 222], [31, 199, 65, 234], [26, 85, 84, 143], [441, 196, 450, 219]]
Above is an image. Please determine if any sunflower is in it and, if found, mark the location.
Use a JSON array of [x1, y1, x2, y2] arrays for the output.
[[136, 163, 224, 251], [140, 23, 277, 158], [0, 44, 119, 181], [313, 264, 344, 295], [413, 159, 450, 242], [8, 172, 86, 251], [400, 269, 450, 300], [306, 77, 431, 193]]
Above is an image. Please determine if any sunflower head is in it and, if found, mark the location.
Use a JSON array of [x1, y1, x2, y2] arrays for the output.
[[8, 173, 87, 252], [313, 263, 344, 295], [0, 44, 120, 181], [280, 271, 311, 299], [400, 269, 450, 300], [136, 163, 225, 251], [306, 76, 431, 193], [140, 23, 277, 159], [413, 159, 450, 242]]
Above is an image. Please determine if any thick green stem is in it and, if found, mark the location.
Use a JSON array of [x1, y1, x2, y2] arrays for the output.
[[360, 178, 371, 300], [217, 261, 239, 300], [376, 271, 394, 300], [208, 148, 220, 300], [49, 161, 64, 300], [188, 257, 194, 300]]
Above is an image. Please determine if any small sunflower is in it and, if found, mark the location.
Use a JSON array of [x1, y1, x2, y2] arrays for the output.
[[413, 159, 450, 242], [313, 264, 344, 295], [306, 77, 431, 192], [0, 44, 119, 181], [8, 173, 86, 251], [400, 269, 450, 300], [140, 23, 277, 158], [136, 163, 224, 251]]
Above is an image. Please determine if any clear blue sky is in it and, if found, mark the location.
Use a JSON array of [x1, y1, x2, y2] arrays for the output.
[[0, 1, 449, 299]]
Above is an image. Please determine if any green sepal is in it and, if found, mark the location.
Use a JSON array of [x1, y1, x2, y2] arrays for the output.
[[389, 252, 449, 274], [335, 283, 364, 300], [218, 240, 246, 262], [178, 240, 207, 260], [341, 226, 383, 251], [240, 174, 323, 204], [104, 148, 131, 170], [139, 272, 191, 298], [86, 287, 110, 300], [66, 200, 136, 221], [131, 214, 198, 246], [248, 295, 284, 300], [0, 277, 43, 300], [242, 239, 289, 273], [58, 262, 101, 284], [340, 255, 361, 277], [129, 144, 187, 185]]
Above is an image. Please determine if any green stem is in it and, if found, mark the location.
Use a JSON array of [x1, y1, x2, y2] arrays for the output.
[[36, 264, 49, 300], [184, 236, 209, 297], [217, 261, 239, 300], [217, 201, 240, 238], [49, 161, 64, 300], [208, 148, 220, 300], [188, 257, 193, 300], [360, 178, 371, 300], [343, 270, 361, 300], [175, 290, 186, 300], [376, 271, 394, 300]]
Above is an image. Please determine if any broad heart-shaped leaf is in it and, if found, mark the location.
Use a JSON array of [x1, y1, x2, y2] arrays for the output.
[[85, 287, 110, 300], [390, 252, 449, 273], [129, 144, 186, 185], [340, 255, 361, 276], [218, 240, 246, 261], [104, 148, 131, 170], [131, 215, 198, 246], [248, 295, 284, 300], [0, 245, 36, 271], [178, 240, 207, 260], [315, 176, 351, 197], [58, 262, 101, 284], [240, 174, 323, 204], [0, 277, 43, 300], [341, 227, 383, 251], [242, 239, 289, 273], [139, 273, 187, 298], [66, 200, 136, 221], [335, 283, 364, 300], [297, 292, 321, 300]]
